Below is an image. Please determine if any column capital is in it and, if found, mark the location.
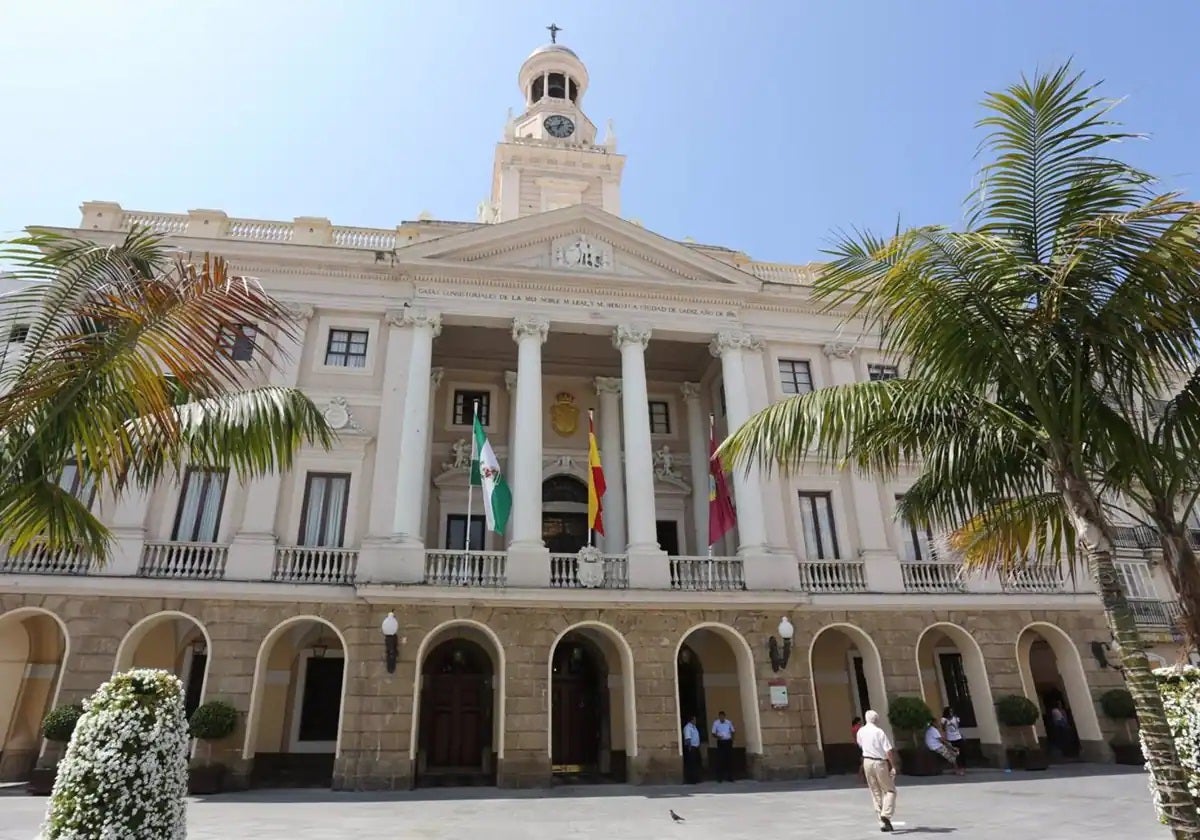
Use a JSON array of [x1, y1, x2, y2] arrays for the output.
[[613, 325, 651, 350], [680, 381, 702, 401], [430, 367, 444, 391], [281, 302, 315, 323], [504, 370, 518, 391], [822, 341, 856, 360], [387, 306, 443, 337], [512, 316, 549, 344], [709, 330, 762, 358], [595, 376, 622, 396]]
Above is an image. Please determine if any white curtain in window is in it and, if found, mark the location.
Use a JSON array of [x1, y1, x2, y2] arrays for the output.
[[194, 472, 226, 543], [800, 504, 821, 560], [814, 498, 836, 559], [323, 477, 348, 547], [301, 479, 328, 546]]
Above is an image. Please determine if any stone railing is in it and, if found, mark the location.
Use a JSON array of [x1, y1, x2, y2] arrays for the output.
[[0, 544, 91, 576], [1001, 565, 1064, 594], [424, 550, 506, 587], [901, 562, 966, 593], [139, 542, 228, 580], [1128, 598, 1183, 630], [669, 556, 745, 591], [798, 560, 867, 593], [273, 547, 357, 585], [120, 211, 188, 235], [746, 261, 819, 286], [548, 553, 629, 589]]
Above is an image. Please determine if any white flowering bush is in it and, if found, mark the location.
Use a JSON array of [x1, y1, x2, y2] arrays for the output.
[[1142, 665, 1200, 825], [43, 669, 189, 840]]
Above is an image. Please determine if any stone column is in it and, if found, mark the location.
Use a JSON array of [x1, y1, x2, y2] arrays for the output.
[[594, 377, 626, 555], [419, 367, 444, 545], [614, 326, 669, 587], [681, 382, 708, 555], [507, 317, 551, 587], [98, 486, 152, 576], [391, 310, 442, 539], [504, 369, 518, 547], [741, 341, 793, 556], [823, 342, 902, 592], [230, 304, 312, 580]]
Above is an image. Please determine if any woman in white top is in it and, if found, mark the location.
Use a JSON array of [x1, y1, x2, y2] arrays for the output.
[[925, 718, 962, 775], [941, 706, 966, 774]]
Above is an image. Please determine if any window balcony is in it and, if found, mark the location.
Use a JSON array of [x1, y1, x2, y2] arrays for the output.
[[139, 541, 228, 580], [669, 556, 745, 591], [1128, 598, 1182, 630], [549, 553, 628, 589], [423, 550, 506, 587], [274, 546, 358, 585], [901, 561, 966, 593], [798, 560, 867, 593], [1001, 565, 1064, 594], [0, 544, 91, 576]]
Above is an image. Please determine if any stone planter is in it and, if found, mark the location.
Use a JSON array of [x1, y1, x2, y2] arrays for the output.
[[898, 747, 940, 777], [27, 767, 56, 795], [1110, 742, 1144, 766], [188, 764, 227, 795]]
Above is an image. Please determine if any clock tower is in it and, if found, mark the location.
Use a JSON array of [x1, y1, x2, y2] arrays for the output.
[[485, 32, 625, 223]]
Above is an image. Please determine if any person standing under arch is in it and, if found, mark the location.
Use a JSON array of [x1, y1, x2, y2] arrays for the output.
[[710, 711, 735, 782]]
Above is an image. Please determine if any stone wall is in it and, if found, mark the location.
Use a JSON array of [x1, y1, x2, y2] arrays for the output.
[[0, 592, 1128, 788]]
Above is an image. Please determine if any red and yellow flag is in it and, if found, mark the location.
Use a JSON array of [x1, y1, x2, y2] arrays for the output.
[[587, 410, 607, 536]]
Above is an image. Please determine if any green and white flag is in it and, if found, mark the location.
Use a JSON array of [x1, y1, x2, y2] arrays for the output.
[[470, 415, 512, 535]]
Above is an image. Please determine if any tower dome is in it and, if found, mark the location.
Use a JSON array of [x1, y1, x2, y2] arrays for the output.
[[518, 39, 589, 109]]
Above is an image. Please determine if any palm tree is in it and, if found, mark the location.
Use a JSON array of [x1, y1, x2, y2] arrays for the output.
[[0, 229, 333, 562], [719, 66, 1200, 834]]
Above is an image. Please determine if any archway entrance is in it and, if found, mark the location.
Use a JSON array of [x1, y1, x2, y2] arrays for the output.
[[114, 611, 210, 721], [809, 624, 889, 774], [1016, 624, 1103, 762], [550, 632, 609, 780], [244, 617, 347, 788], [915, 623, 1002, 766], [542, 474, 589, 554], [418, 638, 495, 786], [0, 609, 66, 782], [675, 625, 762, 782]]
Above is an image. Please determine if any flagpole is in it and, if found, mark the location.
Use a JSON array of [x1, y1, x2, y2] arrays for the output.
[[588, 408, 595, 549], [465, 400, 477, 556], [707, 413, 715, 560]]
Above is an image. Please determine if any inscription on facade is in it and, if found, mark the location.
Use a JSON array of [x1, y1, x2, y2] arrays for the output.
[[414, 286, 736, 319]]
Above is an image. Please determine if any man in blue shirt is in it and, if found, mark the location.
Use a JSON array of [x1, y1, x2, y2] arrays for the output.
[[711, 711, 735, 782], [682, 715, 701, 784]]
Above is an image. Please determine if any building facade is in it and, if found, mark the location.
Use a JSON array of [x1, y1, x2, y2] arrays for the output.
[[0, 41, 1190, 789]]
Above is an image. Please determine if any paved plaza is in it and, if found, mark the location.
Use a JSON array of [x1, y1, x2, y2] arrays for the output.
[[0, 766, 1165, 839]]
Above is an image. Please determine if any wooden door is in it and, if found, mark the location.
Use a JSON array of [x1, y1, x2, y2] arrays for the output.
[[298, 657, 344, 743], [551, 639, 603, 768], [424, 674, 487, 769]]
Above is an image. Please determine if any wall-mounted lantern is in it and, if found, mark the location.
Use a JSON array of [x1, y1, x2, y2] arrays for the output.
[[768, 616, 795, 673], [382, 611, 400, 674]]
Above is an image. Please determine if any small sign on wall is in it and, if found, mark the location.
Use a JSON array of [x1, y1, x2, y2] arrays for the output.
[[768, 678, 789, 710]]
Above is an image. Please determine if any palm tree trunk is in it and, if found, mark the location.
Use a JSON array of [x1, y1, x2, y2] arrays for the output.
[[1062, 475, 1200, 836], [1158, 527, 1200, 652]]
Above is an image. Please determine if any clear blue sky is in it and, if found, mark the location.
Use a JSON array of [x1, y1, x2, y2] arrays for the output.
[[2, 1, 1197, 263]]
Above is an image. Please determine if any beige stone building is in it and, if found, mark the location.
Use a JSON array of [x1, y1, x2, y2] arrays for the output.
[[0, 39, 1191, 790]]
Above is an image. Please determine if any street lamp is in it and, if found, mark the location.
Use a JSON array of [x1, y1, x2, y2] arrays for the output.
[[768, 616, 795, 673], [381, 611, 399, 674]]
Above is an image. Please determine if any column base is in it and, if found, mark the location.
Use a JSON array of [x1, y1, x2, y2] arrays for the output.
[[860, 548, 905, 592], [740, 549, 802, 590], [506, 543, 551, 587], [228, 532, 277, 581], [627, 547, 670, 588], [358, 536, 425, 585]]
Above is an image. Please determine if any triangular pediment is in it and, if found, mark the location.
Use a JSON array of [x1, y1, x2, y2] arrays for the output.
[[396, 204, 759, 289]]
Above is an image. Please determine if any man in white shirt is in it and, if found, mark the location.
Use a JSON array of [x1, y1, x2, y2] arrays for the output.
[[855, 709, 898, 832], [682, 715, 701, 784], [711, 711, 735, 782]]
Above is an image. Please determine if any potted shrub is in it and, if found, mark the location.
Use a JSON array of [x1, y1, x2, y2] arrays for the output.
[[1099, 688, 1141, 765], [188, 700, 238, 794], [887, 696, 940, 776], [27, 704, 83, 795], [995, 694, 1047, 771]]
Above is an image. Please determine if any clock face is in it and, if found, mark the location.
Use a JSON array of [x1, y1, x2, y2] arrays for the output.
[[543, 114, 575, 138]]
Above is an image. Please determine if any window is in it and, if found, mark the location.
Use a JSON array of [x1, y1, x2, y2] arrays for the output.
[[778, 359, 814, 395], [6, 324, 29, 344], [797, 491, 839, 560], [218, 323, 257, 362], [299, 473, 350, 548], [868, 363, 900, 381], [172, 468, 228, 543], [446, 514, 485, 551], [895, 495, 935, 562], [1115, 560, 1156, 599], [937, 652, 978, 728], [58, 462, 96, 508], [454, 390, 490, 426], [649, 400, 671, 434], [656, 520, 680, 556], [324, 329, 368, 368]]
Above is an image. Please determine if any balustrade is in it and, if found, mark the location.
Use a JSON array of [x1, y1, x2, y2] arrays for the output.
[[669, 556, 745, 591], [1001, 565, 1064, 593], [139, 542, 228, 580], [548, 554, 628, 589], [273, 547, 357, 585], [901, 562, 965, 593], [424, 550, 506, 587], [799, 560, 867, 593], [0, 545, 90, 575]]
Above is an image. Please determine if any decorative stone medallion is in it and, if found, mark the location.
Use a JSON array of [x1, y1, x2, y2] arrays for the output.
[[576, 545, 605, 588], [322, 397, 362, 432]]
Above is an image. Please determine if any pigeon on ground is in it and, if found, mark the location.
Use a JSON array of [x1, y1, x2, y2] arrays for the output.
[[670, 810, 685, 823]]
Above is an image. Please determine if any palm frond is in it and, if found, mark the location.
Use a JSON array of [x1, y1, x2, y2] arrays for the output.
[[943, 493, 1076, 574]]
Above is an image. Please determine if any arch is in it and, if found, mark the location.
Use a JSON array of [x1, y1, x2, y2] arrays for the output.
[[0, 607, 70, 781], [673, 622, 763, 756], [914, 622, 1002, 755], [1015, 621, 1103, 746], [542, 474, 588, 505], [113, 610, 212, 719], [410, 619, 507, 761], [547, 621, 639, 777], [242, 615, 350, 762], [808, 622, 889, 773]]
